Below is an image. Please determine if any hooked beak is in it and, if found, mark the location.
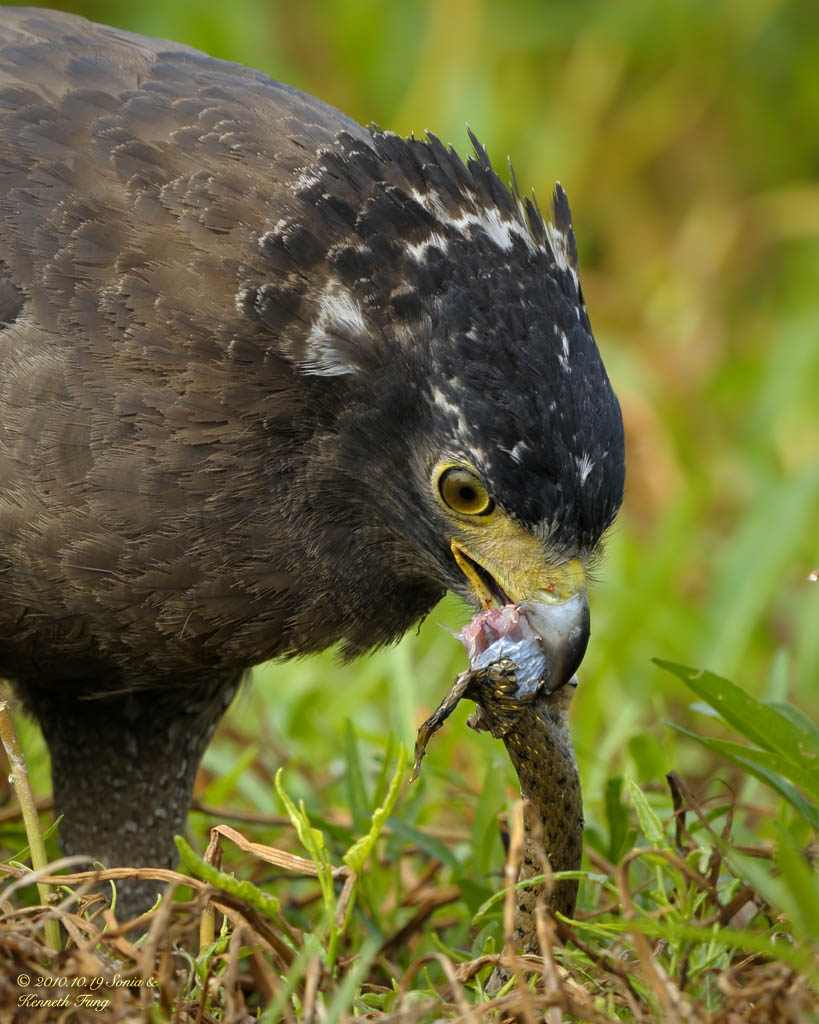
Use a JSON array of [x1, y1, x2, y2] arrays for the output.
[[519, 590, 590, 692], [451, 539, 590, 691]]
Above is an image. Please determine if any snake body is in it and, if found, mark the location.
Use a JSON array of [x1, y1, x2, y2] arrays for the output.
[[414, 659, 583, 955]]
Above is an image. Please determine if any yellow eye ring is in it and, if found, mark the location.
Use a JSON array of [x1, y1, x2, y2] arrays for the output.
[[438, 466, 494, 516]]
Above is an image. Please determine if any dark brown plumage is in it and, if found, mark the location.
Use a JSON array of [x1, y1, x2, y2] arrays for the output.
[[0, 8, 625, 916]]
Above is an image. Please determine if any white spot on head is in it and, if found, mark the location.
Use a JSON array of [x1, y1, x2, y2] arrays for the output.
[[234, 286, 252, 314], [410, 188, 448, 221], [575, 453, 595, 485], [533, 511, 560, 544], [557, 329, 571, 372], [409, 189, 535, 254], [501, 440, 530, 465], [546, 222, 580, 292], [451, 206, 532, 251], [431, 385, 467, 436], [406, 232, 449, 262]]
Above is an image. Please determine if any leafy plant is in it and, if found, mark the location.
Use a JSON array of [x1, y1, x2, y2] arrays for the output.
[[658, 659, 819, 829]]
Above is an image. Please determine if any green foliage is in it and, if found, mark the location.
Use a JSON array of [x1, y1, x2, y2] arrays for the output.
[[342, 744, 406, 873], [275, 748, 405, 969], [175, 835, 282, 921], [624, 772, 665, 845], [660, 659, 819, 828], [162, 710, 816, 1020]]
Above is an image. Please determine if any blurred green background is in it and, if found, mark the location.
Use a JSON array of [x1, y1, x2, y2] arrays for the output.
[[8, 1, 818, 827]]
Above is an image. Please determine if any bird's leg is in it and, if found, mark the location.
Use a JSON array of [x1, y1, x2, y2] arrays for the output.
[[22, 675, 239, 919]]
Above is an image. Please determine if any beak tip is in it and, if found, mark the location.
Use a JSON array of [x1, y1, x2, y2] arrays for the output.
[[520, 592, 590, 692]]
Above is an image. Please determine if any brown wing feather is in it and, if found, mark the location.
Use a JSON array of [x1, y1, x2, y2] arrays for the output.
[[0, 8, 371, 688]]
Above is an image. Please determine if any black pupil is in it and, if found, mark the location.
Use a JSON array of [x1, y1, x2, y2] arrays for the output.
[[459, 485, 477, 504]]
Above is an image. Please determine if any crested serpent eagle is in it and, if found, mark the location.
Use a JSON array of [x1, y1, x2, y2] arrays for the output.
[[0, 7, 625, 916]]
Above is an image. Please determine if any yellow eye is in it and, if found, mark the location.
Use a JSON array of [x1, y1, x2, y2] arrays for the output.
[[438, 467, 494, 516]]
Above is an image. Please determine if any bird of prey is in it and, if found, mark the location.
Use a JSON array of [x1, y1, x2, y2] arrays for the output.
[[0, 7, 625, 916]]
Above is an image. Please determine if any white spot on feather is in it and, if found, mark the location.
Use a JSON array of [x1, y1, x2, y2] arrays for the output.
[[290, 168, 322, 193], [410, 188, 448, 221], [234, 286, 252, 315], [409, 189, 535, 253], [406, 232, 449, 262], [431, 385, 467, 435], [501, 441, 530, 464], [302, 279, 367, 376], [557, 328, 570, 372], [546, 222, 580, 291], [575, 453, 595, 485], [258, 221, 288, 252], [450, 207, 532, 251]]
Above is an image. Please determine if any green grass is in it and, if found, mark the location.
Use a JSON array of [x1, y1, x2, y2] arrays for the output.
[[1, 0, 817, 1019]]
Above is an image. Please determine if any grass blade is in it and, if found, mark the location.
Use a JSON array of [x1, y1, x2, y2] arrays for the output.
[[343, 745, 407, 872], [667, 723, 819, 828], [624, 773, 666, 845], [655, 660, 819, 769]]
